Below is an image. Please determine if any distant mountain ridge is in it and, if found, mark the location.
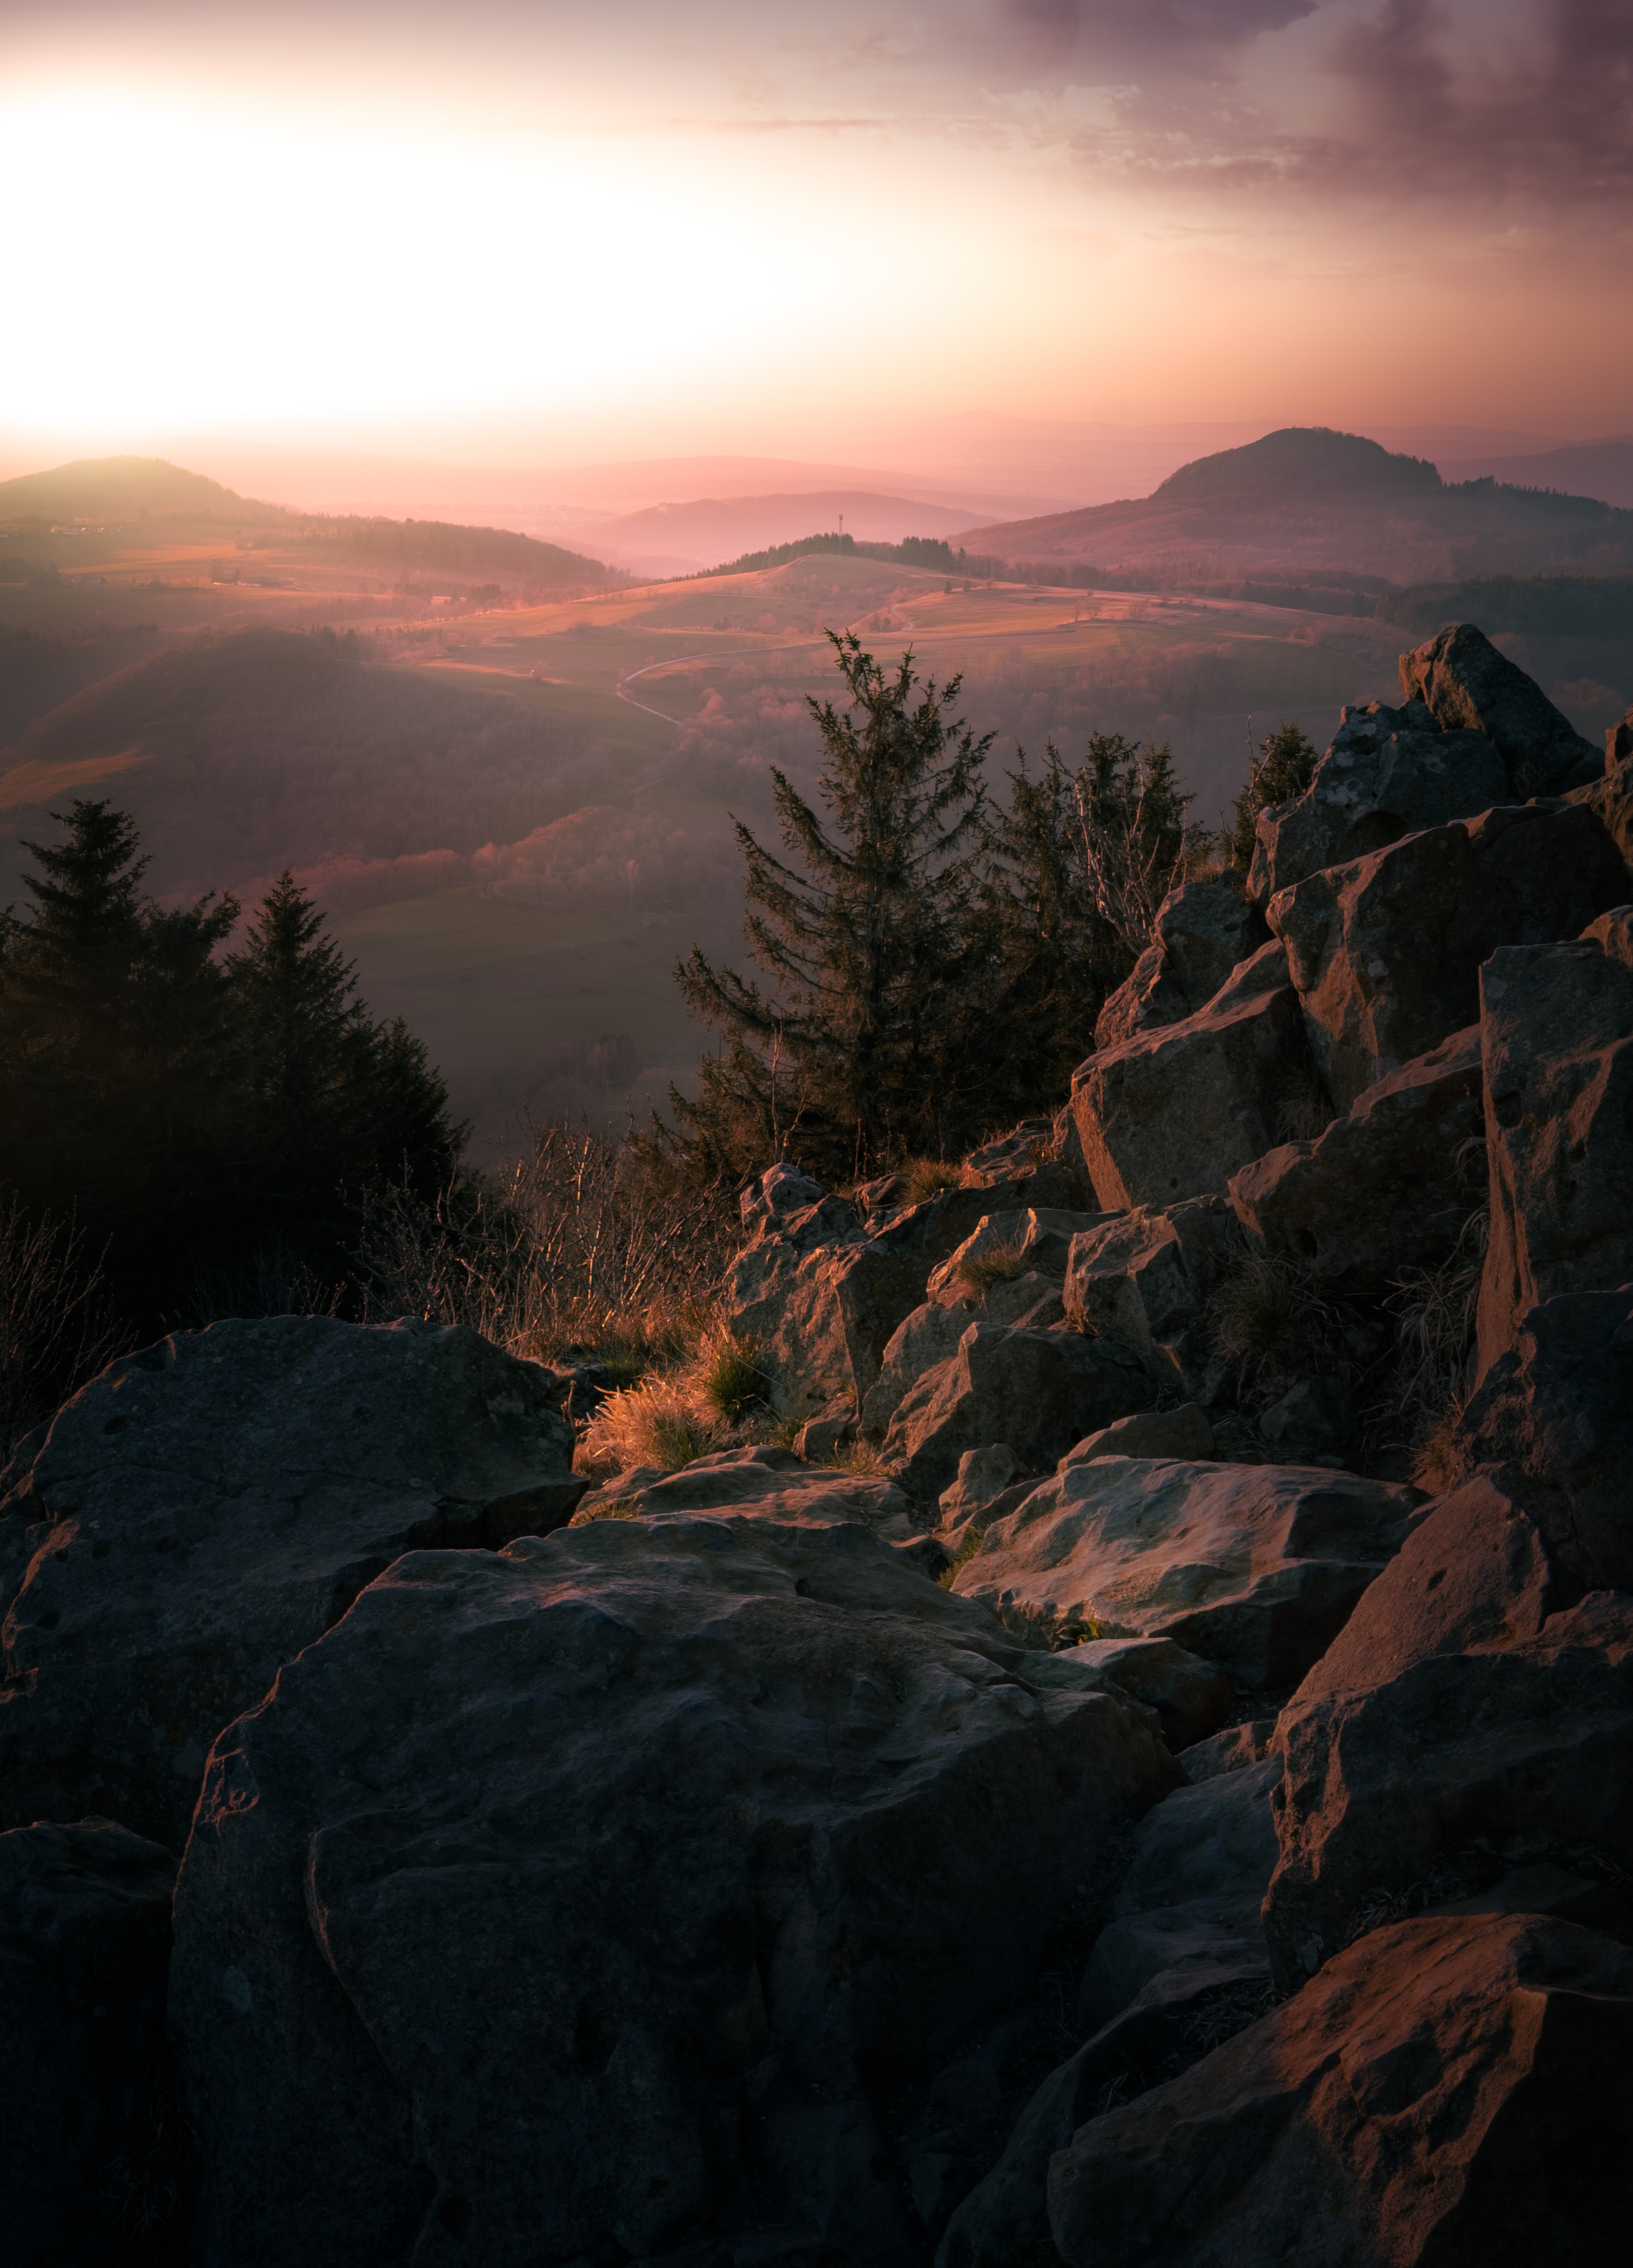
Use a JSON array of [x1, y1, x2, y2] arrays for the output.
[[959, 426, 1633, 586]]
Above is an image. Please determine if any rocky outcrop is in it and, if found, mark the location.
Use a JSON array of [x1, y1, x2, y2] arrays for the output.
[[1049, 1909, 1633, 2267], [0, 1317, 581, 1848], [1268, 799, 1628, 1109], [1248, 696, 1507, 902], [955, 1456, 1417, 1685], [1228, 1023, 1484, 1291], [924, 1206, 1107, 1307], [1451, 1286, 1633, 1596], [1070, 941, 1302, 1207], [168, 1512, 1179, 2268], [1094, 876, 1266, 1047], [1400, 619, 1604, 797], [1475, 912, 1633, 1377], [1, 1818, 179, 2268], [882, 1321, 1152, 1500], [934, 1444, 1043, 1554], [1063, 1196, 1238, 1393], [725, 1169, 1081, 1418], [1265, 1591, 1633, 1989]]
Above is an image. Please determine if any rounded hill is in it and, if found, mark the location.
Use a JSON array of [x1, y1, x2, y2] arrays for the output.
[[0, 456, 265, 523], [1153, 428, 1443, 505]]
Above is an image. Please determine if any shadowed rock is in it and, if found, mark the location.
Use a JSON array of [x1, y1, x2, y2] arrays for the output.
[[1049, 1910, 1633, 2267], [167, 1512, 1179, 2268], [1094, 876, 1267, 1048], [0, 1316, 581, 1847], [1400, 619, 1603, 796]]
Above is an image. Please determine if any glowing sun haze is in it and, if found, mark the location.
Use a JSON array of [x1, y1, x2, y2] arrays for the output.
[[5, 1, 1631, 467]]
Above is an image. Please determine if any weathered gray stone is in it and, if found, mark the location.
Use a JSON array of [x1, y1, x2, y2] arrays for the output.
[[1049, 1910, 1633, 2268], [1248, 696, 1508, 902], [955, 1456, 1417, 1685], [1070, 942, 1303, 1206], [1179, 1718, 1275, 1781], [1400, 619, 1604, 796], [0, 1819, 178, 2268], [1228, 1023, 1484, 1292], [882, 1323, 1152, 1501], [739, 1160, 829, 1239], [1475, 917, 1633, 1379], [0, 1317, 581, 1848], [1094, 877, 1267, 1048], [167, 1512, 1180, 2268], [1265, 1592, 1633, 1989], [1063, 1197, 1239, 1393], [1294, 1475, 1558, 1705], [859, 1299, 970, 1445], [1061, 1402, 1215, 1466], [1268, 799, 1628, 1109], [1451, 1287, 1633, 1597]]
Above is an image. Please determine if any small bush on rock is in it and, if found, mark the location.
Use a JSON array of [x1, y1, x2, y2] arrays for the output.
[[699, 1331, 770, 1420]]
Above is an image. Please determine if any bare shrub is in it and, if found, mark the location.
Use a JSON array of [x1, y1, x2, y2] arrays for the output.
[[0, 1199, 124, 1462], [187, 1240, 342, 1327], [352, 1121, 737, 1366]]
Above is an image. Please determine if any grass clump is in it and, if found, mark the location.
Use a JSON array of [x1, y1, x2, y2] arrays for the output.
[[936, 1527, 987, 1588], [900, 1156, 967, 1206], [1208, 1247, 1350, 1406], [958, 1241, 1029, 1293], [578, 1373, 724, 1477], [1379, 1202, 1488, 1486], [698, 1330, 770, 1420]]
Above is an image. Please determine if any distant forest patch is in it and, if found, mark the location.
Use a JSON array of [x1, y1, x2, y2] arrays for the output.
[[1378, 573, 1633, 639]]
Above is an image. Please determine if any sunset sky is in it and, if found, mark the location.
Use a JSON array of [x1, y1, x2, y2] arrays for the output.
[[5, 2, 1631, 475]]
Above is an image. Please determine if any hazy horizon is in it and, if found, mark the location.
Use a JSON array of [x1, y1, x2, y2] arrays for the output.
[[6, 2, 1631, 486]]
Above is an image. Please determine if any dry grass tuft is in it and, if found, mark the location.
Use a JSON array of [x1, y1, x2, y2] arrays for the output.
[[1376, 1203, 1488, 1483], [899, 1156, 968, 1206], [698, 1330, 770, 1421], [1207, 1246, 1349, 1404], [1, 1198, 126, 1464], [577, 1373, 725, 1477], [958, 1241, 1029, 1292]]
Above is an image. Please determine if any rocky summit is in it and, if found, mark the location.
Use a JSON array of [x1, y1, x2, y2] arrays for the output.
[[4, 620, 1633, 2263]]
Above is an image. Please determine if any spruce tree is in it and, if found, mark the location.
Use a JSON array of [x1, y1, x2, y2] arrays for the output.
[[1222, 720, 1321, 870], [670, 634, 994, 1181]]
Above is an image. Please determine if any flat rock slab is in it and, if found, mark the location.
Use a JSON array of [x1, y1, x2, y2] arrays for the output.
[[570, 1443, 923, 1544], [0, 1316, 579, 1848], [169, 1512, 1180, 2268], [954, 1456, 1417, 1686], [1048, 1910, 1633, 2268]]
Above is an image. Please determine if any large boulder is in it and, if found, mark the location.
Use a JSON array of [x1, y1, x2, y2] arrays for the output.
[[1451, 1287, 1633, 1597], [1475, 912, 1633, 1378], [0, 1818, 179, 2268], [1094, 876, 1267, 1048], [1293, 1474, 1558, 1705], [1063, 1197, 1237, 1393], [724, 1175, 1069, 1419], [167, 1512, 1180, 2268], [1248, 696, 1508, 902], [1268, 799, 1628, 1109], [1058, 1634, 1234, 1753], [1264, 1591, 1633, 1989], [1228, 1023, 1484, 1292], [881, 1322, 1152, 1500], [1071, 941, 1303, 1208], [0, 1316, 581, 1848], [1048, 1909, 1633, 2267], [859, 1298, 973, 1443], [954, 1456, 1417, 1686], [1399, 619, 1604, 796]]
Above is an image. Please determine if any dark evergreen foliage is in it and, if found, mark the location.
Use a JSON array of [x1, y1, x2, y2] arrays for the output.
[[0, 803, 461, 1332], [1222, 720, 1321, 870]]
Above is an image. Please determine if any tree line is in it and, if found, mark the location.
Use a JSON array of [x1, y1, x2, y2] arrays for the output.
[[660, 632, 1316, 1186], [0, 802, 460, 1378]]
